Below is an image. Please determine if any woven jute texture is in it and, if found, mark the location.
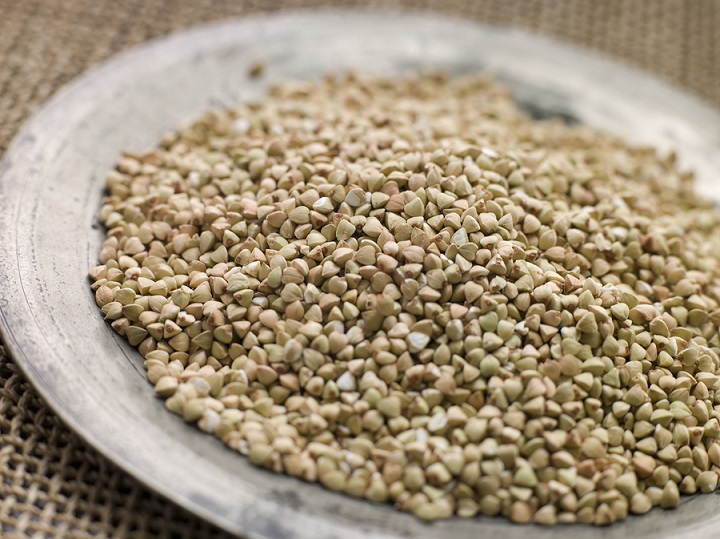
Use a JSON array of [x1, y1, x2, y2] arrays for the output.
[[0, 1, 718, 538]]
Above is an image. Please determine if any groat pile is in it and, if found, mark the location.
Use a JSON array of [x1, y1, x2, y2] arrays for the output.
[[90, 73, 720, 525]]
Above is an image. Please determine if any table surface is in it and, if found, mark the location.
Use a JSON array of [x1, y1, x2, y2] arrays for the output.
[[1, 1, 718, 538]]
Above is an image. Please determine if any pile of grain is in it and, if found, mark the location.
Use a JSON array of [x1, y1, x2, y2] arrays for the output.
[[90, 73, 720, 525]]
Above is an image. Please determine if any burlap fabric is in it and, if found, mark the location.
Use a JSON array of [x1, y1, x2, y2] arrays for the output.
[[1, 1, 718, 537]]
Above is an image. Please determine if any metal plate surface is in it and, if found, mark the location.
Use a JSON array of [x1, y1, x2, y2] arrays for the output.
[[2, 10, 720, 539]]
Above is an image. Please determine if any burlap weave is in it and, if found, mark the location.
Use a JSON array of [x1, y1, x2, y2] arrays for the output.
[[1, 1, 718, 537]]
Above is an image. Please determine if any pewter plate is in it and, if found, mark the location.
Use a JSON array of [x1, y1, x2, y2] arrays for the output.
[[2, 10, 720, 539]]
